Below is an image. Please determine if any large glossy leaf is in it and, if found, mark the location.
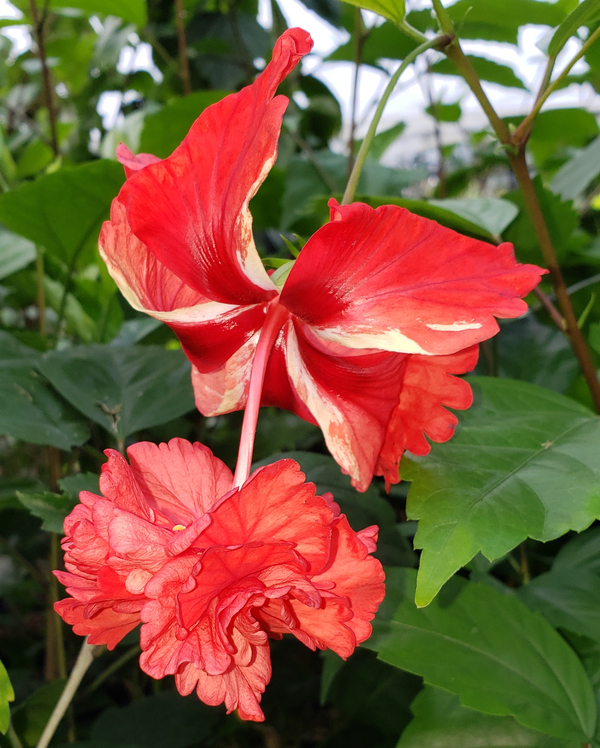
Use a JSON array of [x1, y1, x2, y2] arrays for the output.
[[548, 0, 600, 58], [0, 660, 13, 735], [327, 22, 418, 66], [367, 568, 597, 742], [139, 91, 230, 159], [48, 0, 146, 26], [554, 526, 600, 575], [429, 55, 527, 90], [402, 378, 600, 606], [0, 227, 36, 281], [551, 136, 600, 201], [397, 686, 580, 747], [447, 0, 565, 44], [339, 0, 406, 26], [428, 198, 519, 239], [254, 451, 415, 567], [0, 161, 123, 266], [38, 345, 195, 440], [17, 490, 76, 533]]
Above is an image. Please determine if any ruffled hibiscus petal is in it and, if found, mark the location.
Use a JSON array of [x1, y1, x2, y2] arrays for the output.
[[199, 460, 333, 573], [99, 450, 153, 520], [118, 29, 313, 305], [375, 345, 479, 489], [54, 597, 141, 649], [281, 200, 546, 356], [99, 200, 270, 374], [126, 439, 233, 525], [284, 321, 408, 492]]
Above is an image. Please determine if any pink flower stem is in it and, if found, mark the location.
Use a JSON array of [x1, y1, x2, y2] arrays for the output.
[[233, 302, 288, 489]]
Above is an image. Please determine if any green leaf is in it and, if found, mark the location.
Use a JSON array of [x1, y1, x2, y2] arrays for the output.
[[551, 136, 600, 201], [367, 568, 597, 742], [0, 228, 36, 281], [493, 315, 578, 394], [447, 0, 566, 44], [397, 686, 580, 747], [0, 368, 90, 450], [355, 121, 406, 161], [0, 660, 14, 735], [338, 0, 406, 26], [554, 526, 600, 575], [91, 691, 221, 748], [402, 378, 600, 606], [548, 0, 600, 58], [428, 198, 518, 239], [0, 160, 124, 266], [426, 102, 461, 122], [254, 451, 415, 567], [17, 490, 76, 533], [139, 91, 230, 159], [58, 472, 100, 498], [327, 22, 418, 66], [519, 568, 600, 644], [429, 55, 527, 90], [0, 332, 43, 369], [38, 345, 195, 440], [11, 679, 66, 747], [48, 0, 146, 26]]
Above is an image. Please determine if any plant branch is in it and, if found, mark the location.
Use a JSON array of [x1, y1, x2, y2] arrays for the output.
[[514, 25, 600, 146], [532, 286, 565, 331], [28, 0, 59, 156], [342, 34, 450, 205], [6, 724, 23, 748], [36, 639, 96, 748], [80, 644, 140, 699], [509, 151, 600, 411], [174, 0, 191, 96]]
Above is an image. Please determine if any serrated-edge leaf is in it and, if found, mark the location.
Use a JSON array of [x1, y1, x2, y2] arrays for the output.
[[340, 0, 405, 25], [402, 378, 600, 607]]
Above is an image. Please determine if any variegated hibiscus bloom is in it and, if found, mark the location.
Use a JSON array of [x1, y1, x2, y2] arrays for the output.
[[99, 28, 545, 492]]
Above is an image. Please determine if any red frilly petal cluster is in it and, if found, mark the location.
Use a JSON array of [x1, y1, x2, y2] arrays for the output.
[[99, 28, 547, 492], [54, 439, 385, 721]]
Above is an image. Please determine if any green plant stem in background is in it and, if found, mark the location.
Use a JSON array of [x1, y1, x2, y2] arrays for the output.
[[347, 8, 365, 176], [515, 24, 600, 146], [80, 645, 140, 699], [342, 34, 451, 205], [6, 724, 23, 748], [425, 3, 600, 414], [174, 0, 191, 96], [28, 0, 58, 156], [36, 247, 46, 340], [36, 640, 96, 748]]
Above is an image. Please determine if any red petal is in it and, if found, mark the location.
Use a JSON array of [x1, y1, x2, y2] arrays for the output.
[[118, 29, 313, 305], [126, 439, 233, 525], [281, 200, 546, 355], [116, 143, 161, 178], [284, 321, 408, 492], [99, 200, 269, 374], [200, 460, 333, 573], [375, 345, 479, 490]]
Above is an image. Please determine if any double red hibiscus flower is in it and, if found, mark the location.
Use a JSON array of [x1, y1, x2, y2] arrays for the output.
[[55, 27, 544, 721]]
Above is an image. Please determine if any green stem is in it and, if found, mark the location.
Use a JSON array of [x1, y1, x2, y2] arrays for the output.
[[6, 724, 23, 748], [36, 640, 96, 748], [342, 34, 450, 205], [36, 247, 46, 340], [430, 0, 454, 35], [397, 20, 426, 43], [80, 644, 140, 699], [515, 25, 600, 145]]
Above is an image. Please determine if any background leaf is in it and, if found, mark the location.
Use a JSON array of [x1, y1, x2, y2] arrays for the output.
[[0, 228, 36, 281], [0, 660, 14, 735], [38, 345, 195, 440]]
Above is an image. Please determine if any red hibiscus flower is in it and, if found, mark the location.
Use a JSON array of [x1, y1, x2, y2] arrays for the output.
[[54, 439, 385, 721], [99, 28, 546, 492]]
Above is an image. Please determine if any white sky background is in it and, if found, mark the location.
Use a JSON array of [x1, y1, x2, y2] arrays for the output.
[[1, 0, 600, 166]]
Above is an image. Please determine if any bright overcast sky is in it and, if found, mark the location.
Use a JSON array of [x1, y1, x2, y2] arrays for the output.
[[1, 0, 599, 165]]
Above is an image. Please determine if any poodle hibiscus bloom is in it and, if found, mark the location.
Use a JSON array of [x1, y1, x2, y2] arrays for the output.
[[99, 28, 545, 492], [54, 439, 385, 721]]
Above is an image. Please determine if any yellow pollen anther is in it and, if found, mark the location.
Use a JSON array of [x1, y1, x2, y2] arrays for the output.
[[172, 524, 186, 532]]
